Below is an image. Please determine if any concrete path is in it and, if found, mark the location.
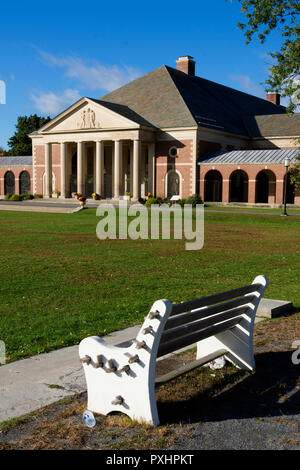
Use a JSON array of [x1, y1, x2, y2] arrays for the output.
[[0, 200, 300, 216], [0, 325, 140, 423]]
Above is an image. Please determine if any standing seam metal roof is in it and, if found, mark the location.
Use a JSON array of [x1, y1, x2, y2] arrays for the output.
[[198, 148, 299, 164]]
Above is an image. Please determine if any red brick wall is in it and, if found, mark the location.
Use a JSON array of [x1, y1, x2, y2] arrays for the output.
[[0, 166, 33, 195], [155, 140, 193, 199], [199, 163, 287, 204], [34, 144, 61, 195]]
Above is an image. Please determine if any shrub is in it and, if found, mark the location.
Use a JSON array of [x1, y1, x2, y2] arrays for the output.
[[177, 198, 187, 207], [186, 194, 203, 207], [162, 197, 171, 206], [145, 197, 159, 207], [9, 194, 22, 201], [34, 194, 43, 199], [20, 193, 34, 200], [4, 193, 13, 200]]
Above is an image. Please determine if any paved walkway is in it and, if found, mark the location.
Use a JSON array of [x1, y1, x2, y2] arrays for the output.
[[0, 325, 140, 423], [1, 199, 300, 216]]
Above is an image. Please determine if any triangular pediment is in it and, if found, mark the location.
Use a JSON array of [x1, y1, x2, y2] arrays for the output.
[[38, 97, 148, 133]]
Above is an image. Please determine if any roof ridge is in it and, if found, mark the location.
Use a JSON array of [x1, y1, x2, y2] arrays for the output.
[[163, 66, 197, 126], [167, 65, 286, 109]]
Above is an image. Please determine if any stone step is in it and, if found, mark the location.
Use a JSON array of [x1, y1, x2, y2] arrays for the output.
[[257, 298, 294, 318]]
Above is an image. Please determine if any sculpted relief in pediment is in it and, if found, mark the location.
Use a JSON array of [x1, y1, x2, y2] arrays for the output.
[[77, 107, 101, 129], [46, 101, 136, 133]]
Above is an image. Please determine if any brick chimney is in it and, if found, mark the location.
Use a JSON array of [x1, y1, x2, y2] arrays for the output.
[[176, 55, 195, 76], [266, 92, 280, 106]]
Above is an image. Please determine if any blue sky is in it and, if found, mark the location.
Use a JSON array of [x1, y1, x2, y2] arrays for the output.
[[0, 0, 284, 149]]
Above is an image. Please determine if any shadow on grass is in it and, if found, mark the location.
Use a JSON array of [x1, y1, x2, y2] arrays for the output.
[[157, 350, 300, 425]]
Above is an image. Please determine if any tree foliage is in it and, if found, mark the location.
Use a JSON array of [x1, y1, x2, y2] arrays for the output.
[[289, 145, 300, 192], [0, 146, 9, 156], [232, 0, 300, 112], [232, 1, 300, 191], [7, 114, 50, 156]]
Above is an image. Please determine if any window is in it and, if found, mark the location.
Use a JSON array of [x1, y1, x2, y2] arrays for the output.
[[168, 146, 178, 158]]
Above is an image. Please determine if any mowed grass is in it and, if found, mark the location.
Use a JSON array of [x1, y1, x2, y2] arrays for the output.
[[0, 208, 299, 362]]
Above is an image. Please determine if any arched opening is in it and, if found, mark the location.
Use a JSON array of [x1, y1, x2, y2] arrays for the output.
[[204, 170, 223, 202], [70, 152, 77, 194], [19, 171, 31, 194], [255, 170, 276, 203], [167, 170, 180, 197], [4, 171, 15, 195], [230, 170, 248, 202]]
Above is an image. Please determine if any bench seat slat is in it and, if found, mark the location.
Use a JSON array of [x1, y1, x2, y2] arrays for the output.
[[157, 317, 241, 358], [170, 283, 260, 316], [155, 348, 228, 386], [165, 295, 255, 331], [160, 305, 247, 345]]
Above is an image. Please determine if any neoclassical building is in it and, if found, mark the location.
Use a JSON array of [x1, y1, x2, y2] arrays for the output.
[[1, 55, 299, 204]]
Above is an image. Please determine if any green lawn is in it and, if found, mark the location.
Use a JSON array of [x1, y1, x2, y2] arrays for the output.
[[0, 208, 299, 362]]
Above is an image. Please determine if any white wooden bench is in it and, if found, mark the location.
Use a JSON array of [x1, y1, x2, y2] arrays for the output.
[[79, 274, 268, 425]]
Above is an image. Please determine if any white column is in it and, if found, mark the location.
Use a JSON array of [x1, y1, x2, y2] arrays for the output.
[[77, 141, 84, 195], [95, 141, 104, 196], [133, 139, 141, 201], [113, 140, 122, 199], [148, 142, 155, 196], [45, 142, 52, 198], [130, 144, 133, 196], [60, 142, 66, 198]]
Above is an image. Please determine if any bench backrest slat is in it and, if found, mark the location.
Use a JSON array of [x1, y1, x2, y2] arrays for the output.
[[164, 295, 256, 331], [160, 305, 247, 345], [170, 283, 260, 316], [157, 317, 241, 358]]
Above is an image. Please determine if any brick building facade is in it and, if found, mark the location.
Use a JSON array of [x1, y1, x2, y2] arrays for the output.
[[0, 55, 299, 204]]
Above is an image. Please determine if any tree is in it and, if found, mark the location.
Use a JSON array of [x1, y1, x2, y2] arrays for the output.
[[232, 1, 300, 191], [0, 146, 9, 156], [289, 146, 300, 192], [7, 114, 50, 156], [232, 0, 300, 112]]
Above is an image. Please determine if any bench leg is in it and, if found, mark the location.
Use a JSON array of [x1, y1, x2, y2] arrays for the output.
[[79, 336, 161, 425], [196, 324, 255, 371]]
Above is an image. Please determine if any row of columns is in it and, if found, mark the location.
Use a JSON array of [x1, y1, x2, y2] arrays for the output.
[[44, 139, 152, 200], [200, 177, 285, 204], [221, 178, 283, 204]]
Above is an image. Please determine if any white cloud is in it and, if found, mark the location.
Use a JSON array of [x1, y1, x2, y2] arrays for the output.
[[39, 51, 142, 92], [30, 89, 81, 115], [228, 74, 264, 98]]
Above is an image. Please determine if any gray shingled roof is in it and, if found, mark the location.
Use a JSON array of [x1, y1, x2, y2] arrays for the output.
[[0, 156, 32, 166], [101, 66, 195, 129], [198, 149, 299, 165], [243, 114, 300, 137], [88, 98, 157, 128], [101, 65, 287, 136]]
